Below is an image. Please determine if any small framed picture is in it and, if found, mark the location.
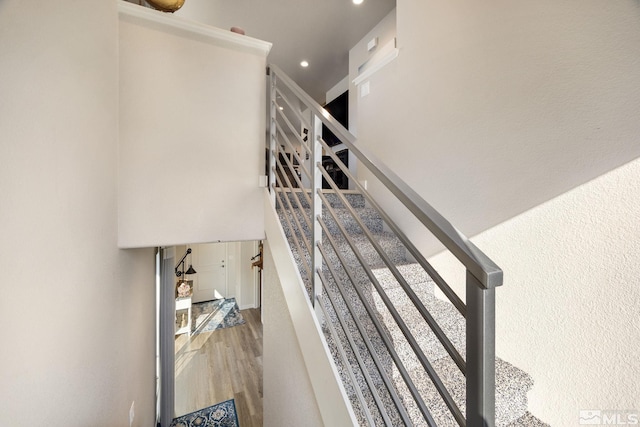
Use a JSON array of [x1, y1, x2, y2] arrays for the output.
[[176, 280, 193, 298]]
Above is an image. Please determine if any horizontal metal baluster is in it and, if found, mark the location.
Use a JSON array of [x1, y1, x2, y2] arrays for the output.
[[318, 163, 466, 375], [274, 115, 312, 162], [316, 292, 378, 427], [273, 184, 313, 285], [317, 217, 436, 426], [273, 185, 312, 262], [275, 121, 312, 184], [318, 191, 464, 426], [270, 65, 501, 427], [275, 87, 311, 130], [275, 157, 313, 234], [316, 242, 413, 426], [275, 103, 311, 153], [273, 184, 311, 256], [318, 137, 466, 316], [268, 73, 276, 203], [271, 64, 501, 289]]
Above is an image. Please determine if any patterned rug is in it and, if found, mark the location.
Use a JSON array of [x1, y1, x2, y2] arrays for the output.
[[170, 399, 239, 427], [191, 298, 245, 335]]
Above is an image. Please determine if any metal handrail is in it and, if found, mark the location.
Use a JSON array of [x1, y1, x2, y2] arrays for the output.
[[268, 64, 502, 290], [268, 63, 500, 426]]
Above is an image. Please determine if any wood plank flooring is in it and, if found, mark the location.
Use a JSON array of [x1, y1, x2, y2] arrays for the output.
[[175, 308, 263, 426]]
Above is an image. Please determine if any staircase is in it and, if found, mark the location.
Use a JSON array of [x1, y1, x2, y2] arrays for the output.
[[267, 63, 547, 426], [276, 191, 547, 426]]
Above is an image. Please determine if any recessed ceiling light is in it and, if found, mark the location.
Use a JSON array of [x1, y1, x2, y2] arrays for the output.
[[353, 0, 363, 4], [300, 60, 309, 68]]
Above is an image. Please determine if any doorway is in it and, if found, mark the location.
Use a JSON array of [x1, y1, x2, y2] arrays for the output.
[[190, 243, 228, 303], [157, 240, 263, 425]]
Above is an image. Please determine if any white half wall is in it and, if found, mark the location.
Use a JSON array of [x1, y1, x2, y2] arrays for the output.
[[262, 246, 325, 427], [0, 1, 156, 425], [262, 191, 357, 427], [118, 5, 271, 248]]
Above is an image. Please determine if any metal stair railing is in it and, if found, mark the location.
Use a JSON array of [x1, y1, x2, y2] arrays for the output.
[[267, 63, 503, 427]]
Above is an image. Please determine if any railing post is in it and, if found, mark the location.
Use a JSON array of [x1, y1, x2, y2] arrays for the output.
[[268, 68, 277, 204], [311, 114, 323, 314], [466, 270, 496, 427]]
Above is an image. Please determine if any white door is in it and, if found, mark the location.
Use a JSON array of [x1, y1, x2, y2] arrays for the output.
[[191, 243, 227, 303]]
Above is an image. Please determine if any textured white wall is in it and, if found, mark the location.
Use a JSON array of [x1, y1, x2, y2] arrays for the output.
[[0, 1, 156, 425], [118, 10, 270, 248], [350, 0, 640, 424], [429, 159, 640, 425], [356, 0, 640, 256]]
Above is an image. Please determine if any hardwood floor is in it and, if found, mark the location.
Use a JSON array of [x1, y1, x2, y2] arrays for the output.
[[175, 308, 263, 426]]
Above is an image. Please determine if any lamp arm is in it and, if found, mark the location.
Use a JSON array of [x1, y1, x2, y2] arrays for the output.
[[174, 248, 192, 277]]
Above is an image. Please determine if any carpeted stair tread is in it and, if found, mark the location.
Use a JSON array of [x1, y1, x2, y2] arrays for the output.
[[280, 191, 366, 209], [277, 190, 540, 426], [505, 412, 550, 427], [323, 264, 536, 426], [278, 205, 385, 238]]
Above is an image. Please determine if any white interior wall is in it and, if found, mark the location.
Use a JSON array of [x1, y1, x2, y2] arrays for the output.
[[118, 7, 270, 248], [350, 0, 640, 424], [262, 245, 324, 427], [356, 0, 640, 256], [429, 158, 640, 425], [349, 9, 396, 139], [0, 1, 156, 425], [347, 9, 396, 192]]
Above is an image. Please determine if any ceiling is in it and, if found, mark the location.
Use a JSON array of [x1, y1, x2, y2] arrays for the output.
[[174, 0, 396, 102]]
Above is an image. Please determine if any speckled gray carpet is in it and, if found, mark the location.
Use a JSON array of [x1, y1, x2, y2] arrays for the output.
[[277, 190, 548, 426]]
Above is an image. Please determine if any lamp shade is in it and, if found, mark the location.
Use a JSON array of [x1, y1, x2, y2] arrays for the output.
[[185, 265, 197, 275]]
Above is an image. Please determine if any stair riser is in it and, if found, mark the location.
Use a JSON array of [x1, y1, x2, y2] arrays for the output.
[[278, 191, 366, 209], [278, 208, 385, 239]]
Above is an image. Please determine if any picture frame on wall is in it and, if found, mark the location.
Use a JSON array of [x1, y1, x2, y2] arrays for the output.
[[176, 280, 193, 298]]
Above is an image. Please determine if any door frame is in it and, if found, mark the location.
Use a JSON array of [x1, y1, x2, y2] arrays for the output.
[[157, 247, 176, 426]]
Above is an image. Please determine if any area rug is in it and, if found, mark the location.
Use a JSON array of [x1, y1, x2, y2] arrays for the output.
[[191, 298, 245, 335], [170, 399, 239, 427]]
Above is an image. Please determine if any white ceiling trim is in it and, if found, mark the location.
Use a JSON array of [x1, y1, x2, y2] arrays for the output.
[[118, 2, 272, 57]]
